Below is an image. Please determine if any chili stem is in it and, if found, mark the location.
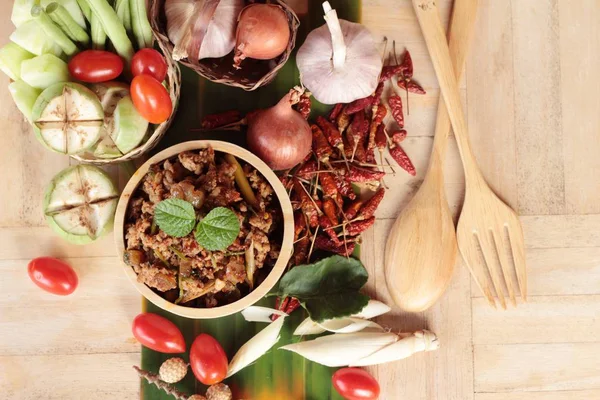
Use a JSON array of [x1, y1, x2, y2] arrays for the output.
[[307, 226, 320, 261]]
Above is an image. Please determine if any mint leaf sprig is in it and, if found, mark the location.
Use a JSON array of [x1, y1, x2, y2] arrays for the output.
[[153, 199, 240, 251]]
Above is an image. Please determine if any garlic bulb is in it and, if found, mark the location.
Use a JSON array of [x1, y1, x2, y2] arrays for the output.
[[165, 0, 244, 61], [296, 1, 382, 104]]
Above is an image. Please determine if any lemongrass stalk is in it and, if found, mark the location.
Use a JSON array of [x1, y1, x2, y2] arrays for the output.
[[9, 80, 42, 122], [130, 0, 153, 49], [115, 0, 131, 33], [86, 0, 134, 61], [350, 330, 440, 367], [32, 5, 79, 57], [0, 42, 35, 80], [75, 0, 92, 20], [41, 0, 87, 29], [46, 3, 91, 47]]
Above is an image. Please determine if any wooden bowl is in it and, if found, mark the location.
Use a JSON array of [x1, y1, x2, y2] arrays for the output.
[[114, 140, 294, 319]]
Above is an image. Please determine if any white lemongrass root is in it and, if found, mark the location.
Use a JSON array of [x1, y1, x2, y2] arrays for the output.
[[350, 330, 440, 366], [280, 332, 399, 367], [241, 306, 286, 323], [293, 300, 391, 336], [227, 310, 286, 377]]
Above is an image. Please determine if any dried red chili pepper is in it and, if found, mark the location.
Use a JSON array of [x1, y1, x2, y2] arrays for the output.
[[311, 124, 334, 163], [294, 212, 306, 241], [371, 82, 385, 104], [379, 65, 402, 82], [367, 103, 388, 153], [279, 175, 291, 189], [388, 95, 404, 128], [329, 103, 344, 122], [272, 296, 290, 320], [400, 50, 414, 79], [200, 110, 241, 129], [344, 199, 364, 220], [316, 116, 342, 148], [335, 175, 356, 200], [293, 178, 319, 228], [346, 96, 373, 115], [357, 187, 385, 221], [293, 236, 310, 266], [347, 111, 369, 162], [296, 93, 312, 119], [374, 124, 387, 150], [397, 79, 426, 95], [320, 172, 342, 207], [315, 235, 356, 257], [392, 129, 407, 144], [345, 166, 385, 183], [285, 298, 301, 314], [322, 198, 339, 225], [345, 217, 376, 236], [296, 159, 318, 179], [336, 106, 351, 134], [320, 215, 342, 246], [390, 145, 416, 176]]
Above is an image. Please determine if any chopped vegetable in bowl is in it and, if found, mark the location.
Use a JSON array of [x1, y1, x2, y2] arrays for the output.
[[123, 146, 283, 308]]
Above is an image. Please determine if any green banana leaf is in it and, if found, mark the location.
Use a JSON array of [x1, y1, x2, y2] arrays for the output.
[[141, 2, 361, 399]]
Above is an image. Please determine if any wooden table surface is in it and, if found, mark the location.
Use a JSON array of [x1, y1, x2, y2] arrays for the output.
[[2, 0, 600, 399]]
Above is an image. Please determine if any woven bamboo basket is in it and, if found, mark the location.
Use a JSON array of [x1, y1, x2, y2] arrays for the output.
[[150, 0, 300, 91], [71, 37, 182, 165]]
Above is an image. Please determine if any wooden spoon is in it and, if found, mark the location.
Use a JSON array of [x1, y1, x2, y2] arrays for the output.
[[384, 0, 479, 312]]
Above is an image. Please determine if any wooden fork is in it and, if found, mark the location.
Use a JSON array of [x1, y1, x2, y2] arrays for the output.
[[412, 0, 527, 308]]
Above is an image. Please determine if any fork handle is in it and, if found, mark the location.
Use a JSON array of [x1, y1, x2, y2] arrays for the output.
[[412, 0, 483, 184]]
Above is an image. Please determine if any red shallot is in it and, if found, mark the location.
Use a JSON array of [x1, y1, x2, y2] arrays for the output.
[[246, 89, 312, 170]]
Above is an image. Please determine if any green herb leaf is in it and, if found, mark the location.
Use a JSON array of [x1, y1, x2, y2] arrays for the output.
[[275, 255, 370, 322], [154, 198, 196, 237], [195, 207, 241, 251]]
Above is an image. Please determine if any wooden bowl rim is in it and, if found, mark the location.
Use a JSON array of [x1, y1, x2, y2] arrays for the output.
[[114, 140, 294, 319]]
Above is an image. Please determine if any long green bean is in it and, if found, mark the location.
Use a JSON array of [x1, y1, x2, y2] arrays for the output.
[[75, 0, 92, 21], [115, 0, 131, 33], [46, 2, 91, 47], [86, 0, 134, 61], [130, 0, 153, 49], [90, 13, 107, 49], [31, 5, 79, 57]]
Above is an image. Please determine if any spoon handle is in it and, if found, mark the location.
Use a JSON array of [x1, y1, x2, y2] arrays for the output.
[[427, 0, 479, 177], [412, 0, 482, 184]]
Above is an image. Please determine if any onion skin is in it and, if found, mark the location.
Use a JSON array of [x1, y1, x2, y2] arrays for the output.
[[247, 92, 311, 171], [234, 4, 290, 68]]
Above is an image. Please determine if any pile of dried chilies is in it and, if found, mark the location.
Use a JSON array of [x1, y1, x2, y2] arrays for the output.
[[199, 48, 425, 317]]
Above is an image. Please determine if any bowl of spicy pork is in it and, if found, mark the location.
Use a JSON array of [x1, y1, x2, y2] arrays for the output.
[[115, 141, 294, 318]]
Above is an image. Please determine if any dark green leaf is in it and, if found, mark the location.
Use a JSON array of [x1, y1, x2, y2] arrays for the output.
[[195, 207, 240, 251], [154, 198, 196, 237], [276, 255, 369, 322]]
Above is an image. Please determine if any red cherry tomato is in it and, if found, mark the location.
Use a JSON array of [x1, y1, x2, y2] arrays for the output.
[[190, 333, 228, 385], [131, 48, 168, 82], [130, 74, 172, 124], [68, 50, 124, 83], [132, 313, 186, 353], [27, 257, 78, 296], [332, 368, 380, 400]]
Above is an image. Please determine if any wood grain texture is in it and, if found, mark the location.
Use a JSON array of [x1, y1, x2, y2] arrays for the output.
[[472, 295, 600, 344], [511, 0, 565, 215], [475, 391, 600, 400], [474, 343, 600, 392], [558, 0, 600, 214], [0, 353, 139, 399]]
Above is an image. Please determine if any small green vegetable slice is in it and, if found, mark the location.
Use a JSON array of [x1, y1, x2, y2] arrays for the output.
[[21, 54, 70, 90], [0, 42, 34, 81], [9, 20, 63, 57], [44, 164, 118, 244], [195, 207, 241, 251], [9, 80, 42, 122], [32, 82, 104, 154], [112, 95, 149, 153]]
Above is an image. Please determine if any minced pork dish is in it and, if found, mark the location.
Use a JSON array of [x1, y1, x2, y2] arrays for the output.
[[124, 147, 282, 308]]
